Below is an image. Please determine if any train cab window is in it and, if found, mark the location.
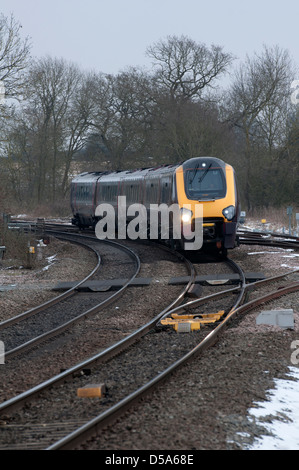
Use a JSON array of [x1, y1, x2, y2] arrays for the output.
[[184, 165, 226, 200]]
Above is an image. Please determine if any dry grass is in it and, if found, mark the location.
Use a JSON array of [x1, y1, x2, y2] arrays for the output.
[[0, 224, 38, 269], [247, 206, 299, 229]]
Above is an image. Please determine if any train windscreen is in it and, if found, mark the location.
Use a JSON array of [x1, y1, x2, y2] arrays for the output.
[[184, 164, 226, 200]]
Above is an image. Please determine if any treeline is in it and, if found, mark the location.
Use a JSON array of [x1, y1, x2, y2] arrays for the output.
[[0, 13, 298, 214]]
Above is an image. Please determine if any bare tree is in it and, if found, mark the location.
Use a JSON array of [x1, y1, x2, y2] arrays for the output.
[[146, 35, 233, 101], [60, 72, 95, 195], [0, 12, 31, 190], [18, 57, 92, 203], [226, 45, 294, 209], [0, 13, 31, 99], [88, 68, 155, 169]]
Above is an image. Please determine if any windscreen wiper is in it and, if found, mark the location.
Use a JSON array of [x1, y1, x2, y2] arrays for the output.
[[189, 163, 200, 185], [197, 163, 212, 184]]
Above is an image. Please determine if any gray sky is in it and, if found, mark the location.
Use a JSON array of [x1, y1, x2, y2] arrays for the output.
[[1, 0, 298, 79]]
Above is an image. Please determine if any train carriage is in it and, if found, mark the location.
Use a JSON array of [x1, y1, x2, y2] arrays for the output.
[[71, 156, 240, 255], [70, 172, 100, 228]]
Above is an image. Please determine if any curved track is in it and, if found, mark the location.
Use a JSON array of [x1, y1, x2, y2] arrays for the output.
[[0, 222, 298, 449], [0, 234, 196, 409], [0, 249, 247, 449], [0, 234, 141, 359], [47, 268, 298, 450], [238, 228, 299, 250]]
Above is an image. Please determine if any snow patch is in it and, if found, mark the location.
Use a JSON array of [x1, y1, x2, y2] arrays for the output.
[[42, 254, 57, 271], [248, 367, 299, 450]]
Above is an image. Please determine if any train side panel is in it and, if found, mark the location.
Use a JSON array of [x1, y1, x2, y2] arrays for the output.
[[71, 173, 100, 227]]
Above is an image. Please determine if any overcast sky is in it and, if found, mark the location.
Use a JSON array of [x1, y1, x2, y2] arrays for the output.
[[1, 0, 299, 80]]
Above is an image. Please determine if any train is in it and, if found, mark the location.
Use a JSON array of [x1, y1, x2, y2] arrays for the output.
[[70, 156, 240, 256]]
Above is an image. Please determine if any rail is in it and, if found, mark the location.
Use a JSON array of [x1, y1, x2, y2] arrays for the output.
[[47, 275, 299, 450]]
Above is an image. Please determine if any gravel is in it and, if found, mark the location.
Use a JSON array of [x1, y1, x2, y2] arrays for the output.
[[0, 237, 97, 322], [0, 235, 299, 450], [80, 242, 299, 450]]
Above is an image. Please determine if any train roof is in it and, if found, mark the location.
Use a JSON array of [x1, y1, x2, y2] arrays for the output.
[[182, 156, 227, 169], [71, 163, 181, 183], [71, 172, 105, 184], [71, 157, 229, 184]]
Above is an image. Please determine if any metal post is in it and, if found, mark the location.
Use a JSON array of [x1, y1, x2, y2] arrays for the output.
[[2, 213, 11, 227], [287, 207, 293, 235]]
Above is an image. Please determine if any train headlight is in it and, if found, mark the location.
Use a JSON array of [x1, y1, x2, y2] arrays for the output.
[[181, 208, 193, 223], [222, 205, 235, 221]]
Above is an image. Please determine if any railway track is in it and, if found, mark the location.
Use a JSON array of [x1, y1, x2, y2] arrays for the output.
[[1, 262, 297, 450], [0, 231, 195, 401], [237, 228, 299, 250], [50, 270, 298, 451], [0, 238, 198, 449], [0, 222, 298, 449], [0, 247, 289, 450], [0, 233, 141, 359]]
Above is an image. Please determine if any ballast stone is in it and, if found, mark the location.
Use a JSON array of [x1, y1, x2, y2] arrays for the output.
[[256, 309, 294, 329]]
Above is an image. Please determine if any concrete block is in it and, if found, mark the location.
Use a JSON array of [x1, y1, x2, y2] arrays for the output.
[[256, 309, 294, 329], [77, 383, 106, 398]]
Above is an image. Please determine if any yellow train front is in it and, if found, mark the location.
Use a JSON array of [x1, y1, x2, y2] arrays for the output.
[[175, 156, 240, 256]]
